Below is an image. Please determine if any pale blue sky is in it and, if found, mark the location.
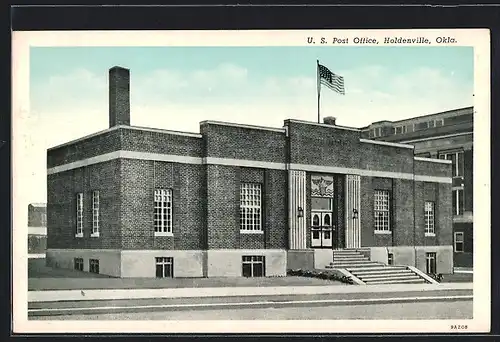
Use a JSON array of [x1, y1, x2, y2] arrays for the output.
[[31, 46, 473, 111], [25, 46, 473, 203]]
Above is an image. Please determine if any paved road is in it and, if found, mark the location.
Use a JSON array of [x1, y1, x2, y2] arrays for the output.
[[30, 299, 473, 320]]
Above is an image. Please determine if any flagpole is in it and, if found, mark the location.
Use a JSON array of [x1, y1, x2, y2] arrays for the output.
[[317, 60, 321, 123]]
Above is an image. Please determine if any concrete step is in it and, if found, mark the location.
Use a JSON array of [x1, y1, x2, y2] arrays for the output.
[[366, 278, 426, 285], [331, 259, 371, 265], [345, 265, 405, 272], [359, 273, 421, 281], [332, 262, 382, 268], [352, 269, 413, 276]]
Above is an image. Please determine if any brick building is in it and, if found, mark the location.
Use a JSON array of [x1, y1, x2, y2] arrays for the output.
[[28, 203, 47, 255], [46, 66, 454, 279], [361, 107, 473, 268]]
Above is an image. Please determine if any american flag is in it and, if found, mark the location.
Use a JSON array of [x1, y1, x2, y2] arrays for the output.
[[318, 63, 345, 95]]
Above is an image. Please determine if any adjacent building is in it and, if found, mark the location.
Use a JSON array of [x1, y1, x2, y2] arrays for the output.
[[361, 107, 473, 267], [28, 203, 47, 256], [46, 66, 454, 278]]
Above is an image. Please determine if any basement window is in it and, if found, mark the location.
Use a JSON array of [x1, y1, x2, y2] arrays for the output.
[[89, 259, 100, 274], [242, 256, 265, 277], [156, 257, 174, 278], [74, 258, 84, 271]]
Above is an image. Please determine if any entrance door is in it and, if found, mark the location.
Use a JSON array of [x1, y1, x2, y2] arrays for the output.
[[345, 175, 361, 248], [311, 212, 334, 247]]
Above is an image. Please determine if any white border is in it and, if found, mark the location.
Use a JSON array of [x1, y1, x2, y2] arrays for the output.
[[12, 29, 490, 333]]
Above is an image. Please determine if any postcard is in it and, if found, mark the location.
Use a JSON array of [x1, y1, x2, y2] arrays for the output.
[[12, 28, 490, 333]]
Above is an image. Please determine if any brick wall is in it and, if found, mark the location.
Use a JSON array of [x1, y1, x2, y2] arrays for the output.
[[394, 179, 415, 246], [360, 176, 374, 247], [48, 129, 122, 168], [120, 129, 202, 157], [206, 164, 239, 249], [437, 182, 453, 246], [264, 169, 288, 249], [48, 128, 203, 168], [286, 121, 414, 174], [47, 159, 122, 249], [414, 159, 451, 177], [464, 148, 473, 212], [201, 123, 286, 163], [120, 159, 205, 250]]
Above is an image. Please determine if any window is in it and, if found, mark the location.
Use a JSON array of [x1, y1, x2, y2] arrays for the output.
[[394, 125, 407, 135], [438, 150, 464, 177], [92, 191, 100, 236], [374, 190, 391, 232], [372, 127, 382, 138], [41, 212, 47, 226], [242, 256, 265, 277], [452, 189, 465, 216], [240, 183, 262, 232], [424, 201, 435, 235], [454, 232, 464, 252], [74, 258, 84, 271], [155, 257, 174, 278], [414, 122, 428, 131], [76, 193, 83, 237], [388, 253, 394, 265], [425, 252, 437, 274], [89, 259, 99, 274], [435, 119, 444, 127], [154, 189, 173, 235]]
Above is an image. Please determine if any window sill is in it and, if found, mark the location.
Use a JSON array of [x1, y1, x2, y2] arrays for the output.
[[425, 233, 436, 237], [75, 233, 83, 238], [374, 230, 392, 235], [154, 232, 173, 237], [240, 230, 264, 234], [90, 232, 100, 238]]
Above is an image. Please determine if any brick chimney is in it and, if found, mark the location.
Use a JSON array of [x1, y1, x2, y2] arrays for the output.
[[323, 116, 337, 125], [109, 66, 130, 127]]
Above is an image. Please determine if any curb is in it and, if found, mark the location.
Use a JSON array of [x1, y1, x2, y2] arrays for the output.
[[28, 282, 473, 303]]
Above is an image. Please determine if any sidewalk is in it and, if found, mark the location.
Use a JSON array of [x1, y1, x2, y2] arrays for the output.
[[28, 282, 473, 303]]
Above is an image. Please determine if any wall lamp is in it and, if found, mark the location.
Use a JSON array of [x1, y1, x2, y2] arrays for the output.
[[297, 207, 304, 218], [352, 208, 359, 220]]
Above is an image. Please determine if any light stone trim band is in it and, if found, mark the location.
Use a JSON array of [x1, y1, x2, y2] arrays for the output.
[[47, 151, 204, 175], [360, 138, 414, 149], [414, 156, 452, 164], [289, 163, 414, 180], [414, 175, 452, 184], [47, 151, 452, 184]]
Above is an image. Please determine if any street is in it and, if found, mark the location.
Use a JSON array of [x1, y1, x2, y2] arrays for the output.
[[30, 299, 472, 320]]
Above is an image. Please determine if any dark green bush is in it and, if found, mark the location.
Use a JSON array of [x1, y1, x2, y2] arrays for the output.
[[287, 269, 354, 285]]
